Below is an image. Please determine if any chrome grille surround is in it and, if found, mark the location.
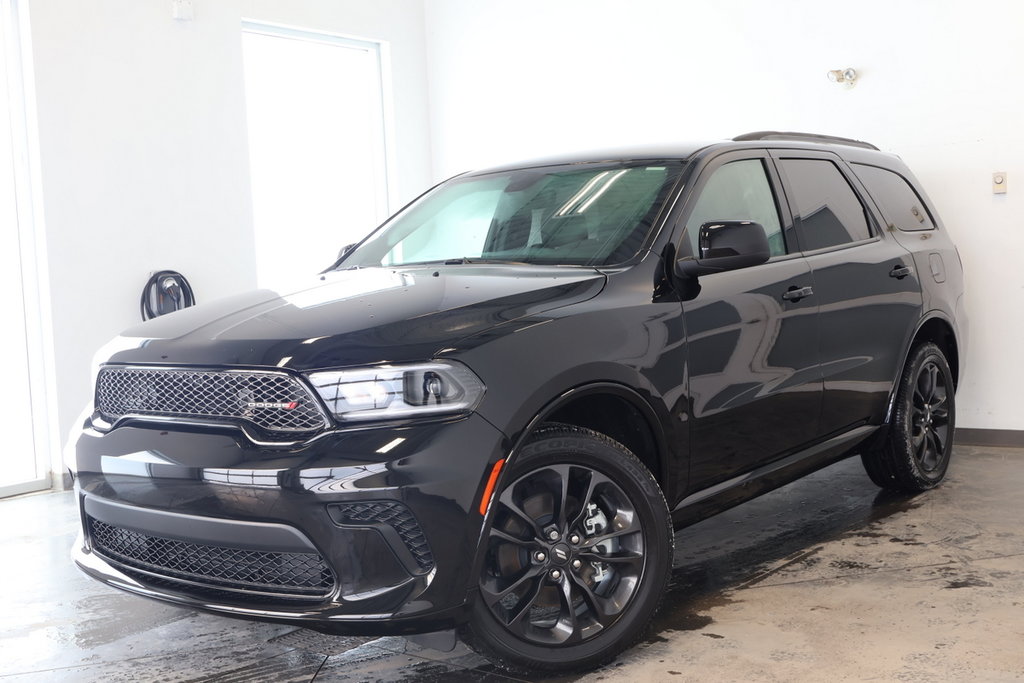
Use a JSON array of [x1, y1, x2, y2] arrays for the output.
[[96, 366, 328, 435]]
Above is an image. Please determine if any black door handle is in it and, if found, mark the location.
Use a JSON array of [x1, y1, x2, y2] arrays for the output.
[[782, 285, 813, 302], [890, 264, 913, 279]]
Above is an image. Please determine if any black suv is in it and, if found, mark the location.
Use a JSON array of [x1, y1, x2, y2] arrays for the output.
[[73, 132, 966, 672]]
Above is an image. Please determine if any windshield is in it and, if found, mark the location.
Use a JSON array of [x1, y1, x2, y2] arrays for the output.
[[342, 162, 685, 268]]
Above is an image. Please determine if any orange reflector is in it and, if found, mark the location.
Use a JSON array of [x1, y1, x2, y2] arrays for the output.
[[479, 459, 506, 516]]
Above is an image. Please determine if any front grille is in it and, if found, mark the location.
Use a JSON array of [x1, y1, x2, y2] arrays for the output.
[[96, 367, 327, 435], [87, 516, 335, 598], [331, 501, 435, 572]]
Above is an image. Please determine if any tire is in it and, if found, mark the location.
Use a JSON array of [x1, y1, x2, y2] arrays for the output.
[[861, 342, 955, 492], [461, 423, 672, 673]]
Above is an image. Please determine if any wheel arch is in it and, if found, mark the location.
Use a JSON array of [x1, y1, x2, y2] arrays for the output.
[[884, 312, 960, 424], [912, 316, 960, 387], [505, 382, 673, 497]]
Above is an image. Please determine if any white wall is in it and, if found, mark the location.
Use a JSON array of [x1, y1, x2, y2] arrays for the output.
[[26, 0, 433, 482], [29, 0, 258, 479], [423, 0, 1024, 431], [23, 0, 1024, 485]]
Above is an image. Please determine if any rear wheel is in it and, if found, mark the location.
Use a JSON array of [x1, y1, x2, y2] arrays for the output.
[[861, 342, 955, 492], [461, 424, 671, 673]]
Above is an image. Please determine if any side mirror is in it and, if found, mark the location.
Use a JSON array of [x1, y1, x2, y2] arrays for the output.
[[675, 221, 771, 278]]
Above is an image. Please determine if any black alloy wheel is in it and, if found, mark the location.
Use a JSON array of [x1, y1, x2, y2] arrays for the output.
[[862, 342, 956, 492], [910, 357, 951, 473], [462, 424, 672, 673]]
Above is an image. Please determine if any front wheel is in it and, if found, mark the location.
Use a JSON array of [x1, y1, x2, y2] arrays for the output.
[[861, 342, 956, 492], [461, 424, 672, 673]]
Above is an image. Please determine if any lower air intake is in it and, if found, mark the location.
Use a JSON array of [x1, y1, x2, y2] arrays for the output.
[[87, 516, 335, 599]]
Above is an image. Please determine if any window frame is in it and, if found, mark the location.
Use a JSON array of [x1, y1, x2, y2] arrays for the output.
[[673, 149, 801, 262], [768, 150, 883, 256]]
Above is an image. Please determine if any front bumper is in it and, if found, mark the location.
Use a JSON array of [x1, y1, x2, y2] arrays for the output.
[[73, 413, 508, 634]]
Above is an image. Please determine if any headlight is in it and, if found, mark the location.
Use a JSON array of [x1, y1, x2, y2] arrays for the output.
[[307, 361, 485, 422]]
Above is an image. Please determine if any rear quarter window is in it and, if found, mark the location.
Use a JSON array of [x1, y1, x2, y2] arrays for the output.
[[852, 163, 935, 232]]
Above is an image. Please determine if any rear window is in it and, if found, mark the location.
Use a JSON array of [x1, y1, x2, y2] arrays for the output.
[[852, 163, 935, 232]]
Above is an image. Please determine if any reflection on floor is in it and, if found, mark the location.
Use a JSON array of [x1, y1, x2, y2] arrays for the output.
[[1, 445, 1022, 681]]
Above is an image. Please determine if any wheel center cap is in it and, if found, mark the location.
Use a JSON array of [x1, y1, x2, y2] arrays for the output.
[[550, 543, 572, 565]]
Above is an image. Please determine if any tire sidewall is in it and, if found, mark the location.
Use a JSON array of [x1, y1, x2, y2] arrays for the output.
[[467, 426, 672, 670], [894, 343, 955, 487]]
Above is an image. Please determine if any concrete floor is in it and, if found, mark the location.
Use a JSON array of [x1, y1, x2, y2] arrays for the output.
[[1, 445, 1022, 682]]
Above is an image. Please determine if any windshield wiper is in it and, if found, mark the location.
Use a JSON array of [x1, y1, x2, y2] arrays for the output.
[[446, 257, 531, 265]]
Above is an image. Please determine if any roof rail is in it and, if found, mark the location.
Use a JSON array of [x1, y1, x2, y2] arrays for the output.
[[732, 131, 879, 151]]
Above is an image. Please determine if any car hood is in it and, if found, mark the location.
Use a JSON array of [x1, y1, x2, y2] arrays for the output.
[[105, 265, 607, 371]]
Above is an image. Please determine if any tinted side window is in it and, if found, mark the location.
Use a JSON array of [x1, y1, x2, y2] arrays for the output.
[[779, 159, 871, 251], [685, 159, 787, 256], [852, 163, 935, 231]]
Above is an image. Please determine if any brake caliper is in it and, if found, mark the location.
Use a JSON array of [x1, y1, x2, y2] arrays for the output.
[[582, 502, 612, 584]]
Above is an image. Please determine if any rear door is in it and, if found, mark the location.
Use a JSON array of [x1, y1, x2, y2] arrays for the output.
[[771, 151, 923, 435], [679, 150, 822, 490]]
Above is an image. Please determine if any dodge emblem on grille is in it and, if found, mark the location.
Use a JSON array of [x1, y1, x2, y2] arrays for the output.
[[246, 401, 300, 410]]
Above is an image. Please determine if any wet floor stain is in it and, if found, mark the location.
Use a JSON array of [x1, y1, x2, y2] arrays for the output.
[[60, 593, 191, 650], [179, 651, 326, 683], [642, 458, 938, 645], [850, 529, 889, 538], [828, 559, 873, 570], [865, 488, 926, 521], [9, 449, 1023, 682], [889, 536, 926, 545], [268, 629, 374, 656], [943, 575, 994, 590]]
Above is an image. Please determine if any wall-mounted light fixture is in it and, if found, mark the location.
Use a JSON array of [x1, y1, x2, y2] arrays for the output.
[[827, 68, 858, 86]]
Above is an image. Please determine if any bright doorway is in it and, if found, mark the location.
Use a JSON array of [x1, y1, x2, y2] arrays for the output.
[[1, 0, 52, 498], [241, 23, 391, 291]]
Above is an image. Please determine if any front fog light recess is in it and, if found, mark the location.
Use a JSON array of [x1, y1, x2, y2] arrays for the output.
[[307, 361, 485, 421]]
